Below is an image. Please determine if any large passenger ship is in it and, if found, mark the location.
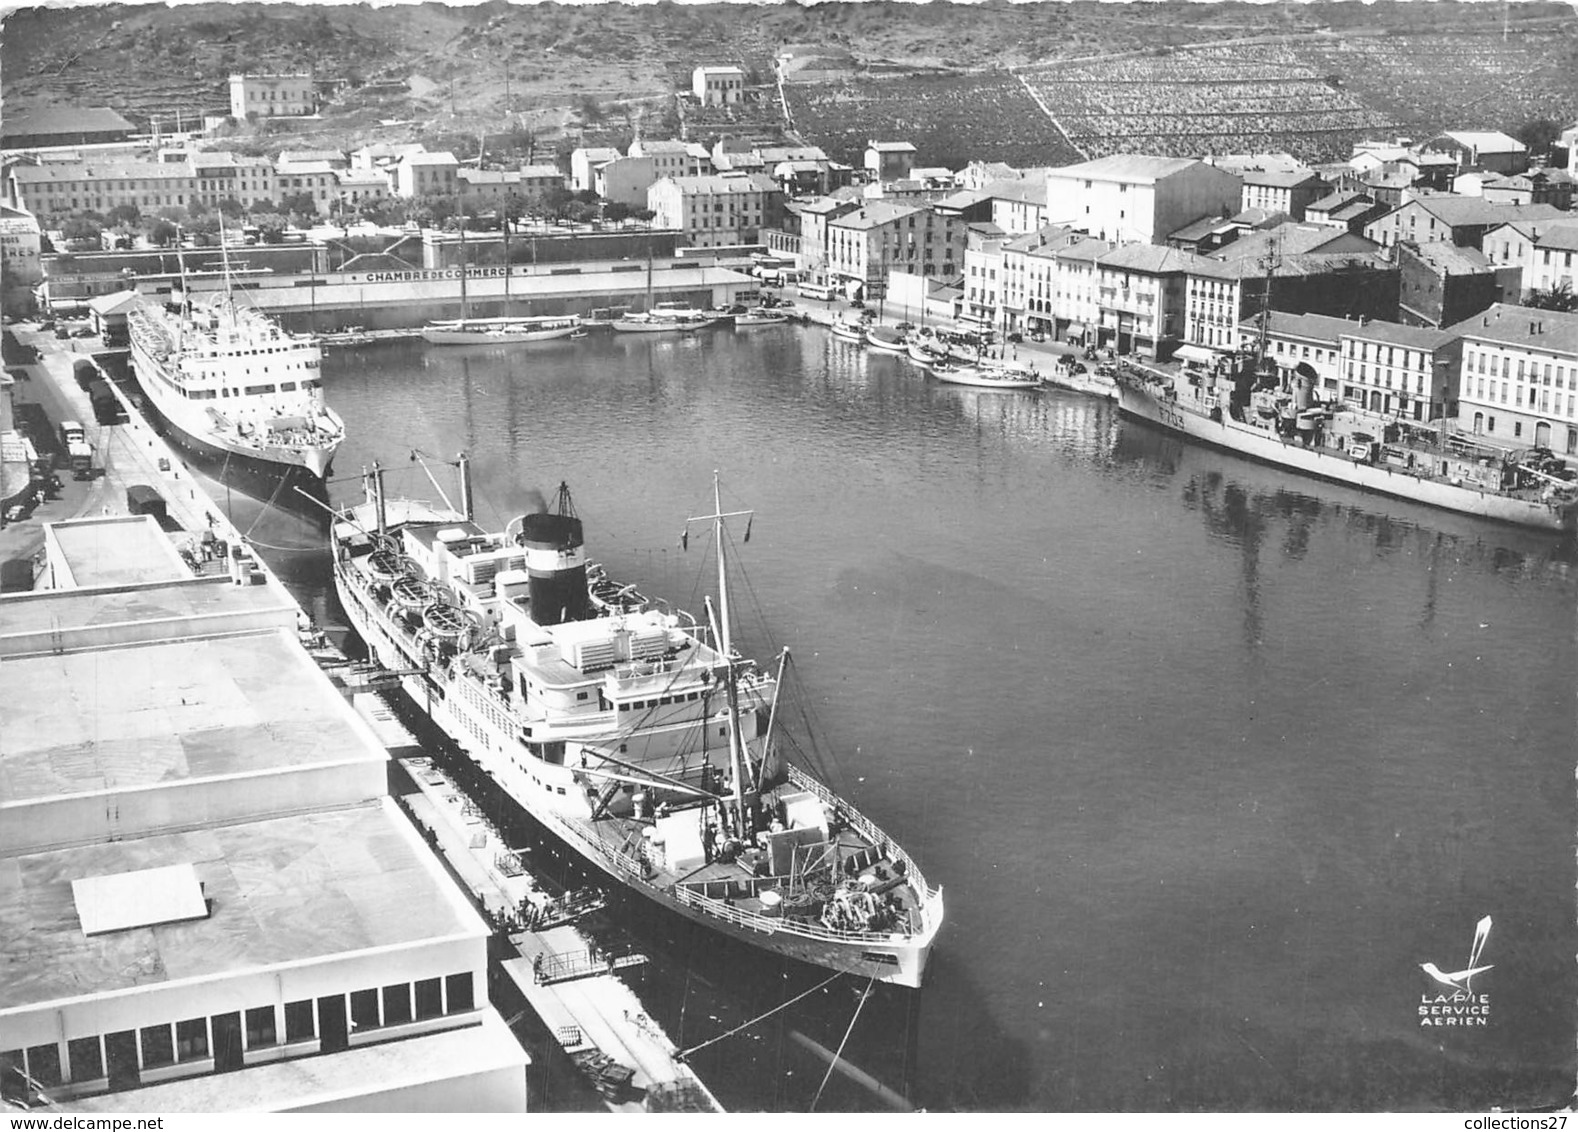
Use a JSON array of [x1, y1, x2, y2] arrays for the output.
[[332, 465, 943, 986], [126, 286, 344, 501]]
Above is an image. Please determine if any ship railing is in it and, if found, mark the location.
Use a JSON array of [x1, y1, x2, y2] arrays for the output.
[[783, 763, 939, 905], [556, 789, 940, 944]]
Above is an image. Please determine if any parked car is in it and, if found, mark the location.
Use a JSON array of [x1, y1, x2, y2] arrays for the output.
[[849, 299, 866, 310], [54, 326, 70, 340], [70, 326, 95, 339], [1006, 332, 1023, 343]]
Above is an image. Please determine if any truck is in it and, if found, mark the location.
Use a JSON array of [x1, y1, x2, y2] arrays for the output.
[[58, 419, 94, 480], [87, 379, 121, 425], [125, 484, 168, 523]]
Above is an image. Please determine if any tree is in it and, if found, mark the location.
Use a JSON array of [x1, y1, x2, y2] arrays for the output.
[[578, 94, 604, 124], [1525, 281, 1578, 312], [249, 198, 280, 216], [147, 218, 179, 247], [106, 202, 142, 227], [251, 212, 289, 243], [186, 215, 222, 246], [603, 200, 632, 223], [60, 216, 103, 245], [216, 197, 246, 220], [1515, 117, 1561, 158], [563, 200, 598, 224], [278, 192, 319, 220]]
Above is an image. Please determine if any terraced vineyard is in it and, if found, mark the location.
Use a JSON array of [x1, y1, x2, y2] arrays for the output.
[[784, 71, 1083, 170], [1020, 44, 1398, 163], [1300, 32, 1578, 137]]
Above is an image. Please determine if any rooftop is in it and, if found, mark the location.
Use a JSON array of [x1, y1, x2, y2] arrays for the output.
[[1535, 220, 1578, 252], [1237, 310, 1361, 344], [1439, 130, 1527, 154], [10, 161, 191, 184], [0, 798, 478, 1011], [47, 513, 186, 586], [665, 173, 777, 194], [868, 142, 917, 154], [1241, 167, 1325, 188], [1337, 318, 1459, 350], [0, 624, 383, 809], [1447, 303, 1578, 354], [402, 151, 459, 167], [1405, 240, 1493, 275], [1049, 153, 1204, 184], [1, 106, 135, 142], [830, 201, 924, 230], [1308, 190, 1373, 214], [1402, 197, 1567, 228], [1098, 243, 1201, 274]]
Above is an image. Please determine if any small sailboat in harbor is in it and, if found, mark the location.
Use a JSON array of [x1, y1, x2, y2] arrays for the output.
[[865, 325, 907, 354]]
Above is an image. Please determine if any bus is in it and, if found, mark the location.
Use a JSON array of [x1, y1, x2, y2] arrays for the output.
[[797, 280, 837, 301]]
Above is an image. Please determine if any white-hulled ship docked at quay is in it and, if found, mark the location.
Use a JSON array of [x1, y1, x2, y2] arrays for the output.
[[332, 463, 943, 987], [126, 286, 345, 499]]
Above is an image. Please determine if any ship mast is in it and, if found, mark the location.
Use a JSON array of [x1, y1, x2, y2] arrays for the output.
[[691, 473, 754, 835]]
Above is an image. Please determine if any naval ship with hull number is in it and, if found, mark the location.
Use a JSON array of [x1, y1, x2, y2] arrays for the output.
[[332, 463, 942, 987]]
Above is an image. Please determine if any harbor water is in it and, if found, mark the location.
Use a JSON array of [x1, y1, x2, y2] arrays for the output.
[[229, 326, 1576, 1111]]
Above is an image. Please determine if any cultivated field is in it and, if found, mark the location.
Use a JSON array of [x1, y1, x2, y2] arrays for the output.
[[784, 72, 1084, 170], [1021, 44, 1398, 163]]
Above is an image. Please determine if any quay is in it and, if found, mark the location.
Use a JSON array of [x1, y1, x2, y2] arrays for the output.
[[0, 322, 724, 1113]]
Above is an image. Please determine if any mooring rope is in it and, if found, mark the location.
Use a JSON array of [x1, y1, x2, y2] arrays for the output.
[[809, 973, 878, 1112], [676, 969, 845, 1062]]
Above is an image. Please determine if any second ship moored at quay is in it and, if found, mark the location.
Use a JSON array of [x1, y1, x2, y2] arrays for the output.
[[1114, 361, 1578, 532], [332, 464, 944, 987]]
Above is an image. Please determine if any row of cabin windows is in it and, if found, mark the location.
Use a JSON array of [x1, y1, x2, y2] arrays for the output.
[[620, 690, 703, 712], [182, 378, 319, 399]]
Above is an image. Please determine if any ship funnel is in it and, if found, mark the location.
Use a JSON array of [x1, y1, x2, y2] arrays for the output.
[[517, 488, 589, 625]]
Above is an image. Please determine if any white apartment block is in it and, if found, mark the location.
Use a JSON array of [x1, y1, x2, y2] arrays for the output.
[[693, 66, 746, 105], [1450, 303, 1578, 453], [649, 173, 780, 249], [229, 73, 315, 120], [1045, 155, 1241, 246], [825, 202, 965, 298], [394, 152, 460, 199]]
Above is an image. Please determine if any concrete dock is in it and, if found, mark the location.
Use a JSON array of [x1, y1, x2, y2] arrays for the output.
[[1, 321, 724, 1114]]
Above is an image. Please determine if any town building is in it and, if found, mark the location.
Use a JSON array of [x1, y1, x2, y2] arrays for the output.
[[0, 203, 44, 311], [826, 200, 964, 298], [1481, 169, 1575, 211], [1093, 243, 1195, 357], [692, 66, 747, 106], [189, 152, 277, 211], [1304, 190, 1391, 235], [1332, 318, 1462, 420], [1480, 216, 1572, 302], [594, 157, 661, 208], [1182, 252, 1401, 354], [1397, 241, 1500, 329], [1364, 197, 1567, 251], [1447, 304, 1578, 451], [350, 143, 427, 175], [1523, 220, 1578, 298], [273, 158, 337, 215], [7, 161, 198, 222], [229, 73, 316, 120], [1044, 154, 1241, 246], [864, 141, 917, 184], [276, 149, 348, 171], [985, 174, 1051, 236], [648, 173, 783, 249], [794, 196, 861, 281], [2, 107, 136, 153], [1166, 215, 1242, 256], [1239, 166, 1330, 221], [393, 152, 460, 199], [1232, 310, 1351, 395], [1048, 236, 1113, 345], [570, 147, 621, 194], [628, 139, 708, 181], [999, 223, 1082, 335], [0, 516, 528, 1112], [1210, 221, 1378, 266], [334, 168, 392, 210], [1420, 131, 1530, 176]]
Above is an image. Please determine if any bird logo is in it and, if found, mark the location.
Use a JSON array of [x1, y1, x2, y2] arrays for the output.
[[1420, 916, 1493, 992]]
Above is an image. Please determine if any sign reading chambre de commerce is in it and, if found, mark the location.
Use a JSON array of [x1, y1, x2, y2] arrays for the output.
[[352, 265, 513, 285], [1418, 916, 1494, 1028]]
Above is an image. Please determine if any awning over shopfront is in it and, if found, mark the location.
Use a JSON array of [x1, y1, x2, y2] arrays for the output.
[[1064, 322, 1088, 339], [1174, 344, 1217, 365]]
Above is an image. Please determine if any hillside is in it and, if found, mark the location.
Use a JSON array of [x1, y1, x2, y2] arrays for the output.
[[2, 1, 1575, 168]]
